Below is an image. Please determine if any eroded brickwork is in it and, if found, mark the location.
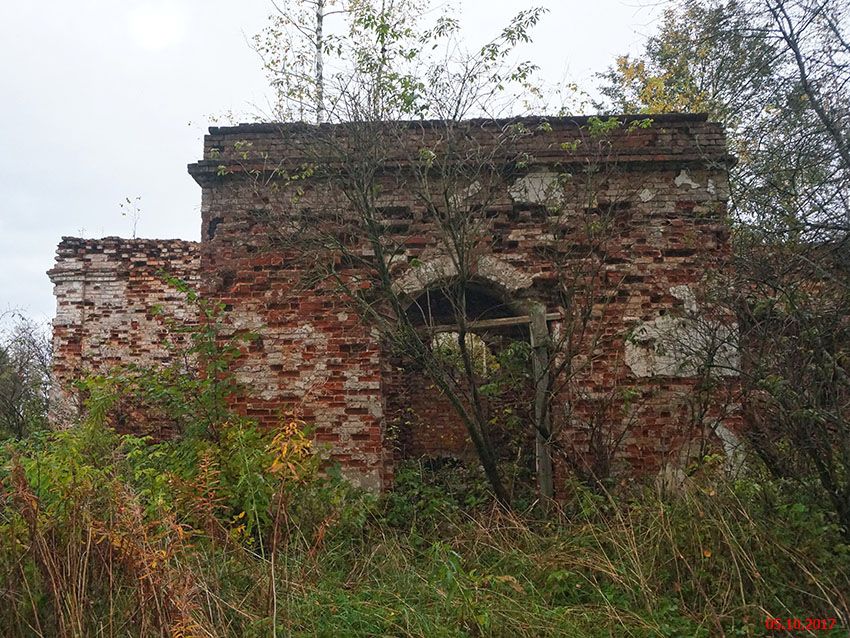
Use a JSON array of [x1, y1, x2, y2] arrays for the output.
[[49, 237, 200, 430], [50, 113, 741, 491]]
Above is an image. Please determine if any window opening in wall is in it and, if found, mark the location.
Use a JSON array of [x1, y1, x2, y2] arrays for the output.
[[430, 331, 498, 378]]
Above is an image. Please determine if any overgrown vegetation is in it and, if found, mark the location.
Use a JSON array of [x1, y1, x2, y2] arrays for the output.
[[2, 420, 849, 636], [597, 0, 850, 540], [0, 314, 51, 440], [1, 282, 849, 636]]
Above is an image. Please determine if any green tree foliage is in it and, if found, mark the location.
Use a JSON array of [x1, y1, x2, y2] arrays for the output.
[[253, 0, 437, 122], [254, 0, 547, 123], [597, 1, 776, 123], [597, 0, 849, 237], [598, 0, 850, 538], [0, 315, 51, 440]]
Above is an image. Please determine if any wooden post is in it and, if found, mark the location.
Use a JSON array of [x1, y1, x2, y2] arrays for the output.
[[529, 305, 555, 503]]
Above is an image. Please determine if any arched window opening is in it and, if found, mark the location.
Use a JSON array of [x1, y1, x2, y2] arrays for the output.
[[390, 278, 544, 463], [405, 280, 528, 342]]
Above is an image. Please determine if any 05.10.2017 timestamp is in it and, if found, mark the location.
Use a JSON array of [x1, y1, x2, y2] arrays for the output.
[[764, 617, 838, 632]]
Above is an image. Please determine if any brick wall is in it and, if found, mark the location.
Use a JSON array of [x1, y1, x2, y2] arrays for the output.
[[48, 237, 200, 431], [50, 113, 741, 491]]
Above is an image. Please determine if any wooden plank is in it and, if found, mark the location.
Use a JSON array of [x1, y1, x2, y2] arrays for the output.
[[422, 312, 561, 333], [529, 305, 554, 502]]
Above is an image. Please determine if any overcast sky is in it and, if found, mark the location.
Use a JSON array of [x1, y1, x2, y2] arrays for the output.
[[0, 0, 661, 324]]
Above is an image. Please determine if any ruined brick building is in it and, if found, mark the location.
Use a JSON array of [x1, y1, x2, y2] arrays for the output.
[[49, 114, 740, 491]]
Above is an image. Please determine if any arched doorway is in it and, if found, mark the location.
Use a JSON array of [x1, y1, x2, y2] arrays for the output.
[[389, 278, 538, 469]]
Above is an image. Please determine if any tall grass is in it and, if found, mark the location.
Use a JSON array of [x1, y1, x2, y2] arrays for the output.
[[1, 421, 848, 637]]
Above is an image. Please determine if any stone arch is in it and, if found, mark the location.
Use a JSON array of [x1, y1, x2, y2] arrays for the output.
[[392, 254, 535, 307]]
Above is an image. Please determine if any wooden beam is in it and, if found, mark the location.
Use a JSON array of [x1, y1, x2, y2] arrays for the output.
[[421, 312, 561, 333], [529, 305, 555, 502]]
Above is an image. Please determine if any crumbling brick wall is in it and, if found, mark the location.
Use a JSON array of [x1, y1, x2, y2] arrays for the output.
[[50, 113, 741, 491], [189, 173, 391, 490], [48, 237, 200, 430]]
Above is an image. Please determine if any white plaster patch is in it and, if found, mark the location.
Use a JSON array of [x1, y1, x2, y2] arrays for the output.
[[713, 421, 745, 472], [393, 255, 458, 296], [669, 284, 698, 315], [638, 188, 655, 202], [339, 466, 382, 492], [475, 255, 534, 292], [625, 314, 739, 378], [450, 180, 482, 208], [674, 169, 699, 190], [508, 170, 564, 207], [657, 419, 746, 491]]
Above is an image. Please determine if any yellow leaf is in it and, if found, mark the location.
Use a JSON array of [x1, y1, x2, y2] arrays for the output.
[[492, 575, 525, 593]]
